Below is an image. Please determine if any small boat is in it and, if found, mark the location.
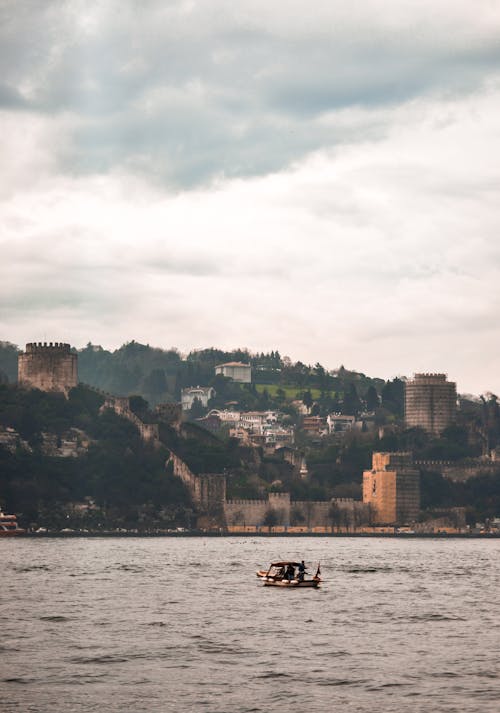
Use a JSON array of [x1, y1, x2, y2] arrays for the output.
[[257, 561, 321, 588], [0, 511, 25, 536]]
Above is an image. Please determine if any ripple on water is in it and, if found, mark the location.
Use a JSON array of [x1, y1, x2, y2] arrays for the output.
[[2, 537, 499, 713]]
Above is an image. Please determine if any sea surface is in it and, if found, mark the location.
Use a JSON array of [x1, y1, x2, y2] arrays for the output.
[[1, 537, 499, 712]]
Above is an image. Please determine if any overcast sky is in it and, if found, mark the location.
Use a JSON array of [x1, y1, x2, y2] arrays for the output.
[[1, 1, 500, 394]]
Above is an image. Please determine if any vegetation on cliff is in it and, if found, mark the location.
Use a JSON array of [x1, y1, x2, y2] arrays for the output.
[[0, 384, 190, 530]]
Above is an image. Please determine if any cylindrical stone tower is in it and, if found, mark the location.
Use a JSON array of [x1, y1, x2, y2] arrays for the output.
[[404, 373, 457, 435], [18, 342, 78, 395]]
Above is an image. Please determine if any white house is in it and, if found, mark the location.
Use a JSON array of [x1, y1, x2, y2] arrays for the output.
[[214, 361, 252, 383], [327, 413, 356, 434], [207, 409, 241, 425], [181, 386, 215, 411]]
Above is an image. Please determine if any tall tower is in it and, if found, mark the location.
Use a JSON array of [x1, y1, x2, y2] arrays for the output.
[[405, 373, 457, 435], [363, 452, 420, 525], [18, 342, 78, 395]]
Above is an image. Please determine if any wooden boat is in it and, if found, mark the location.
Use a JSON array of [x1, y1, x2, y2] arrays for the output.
[[0, 511, 25, 536], [257, 561, 321, 588]]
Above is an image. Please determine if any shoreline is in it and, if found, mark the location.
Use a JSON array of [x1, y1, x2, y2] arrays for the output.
[[10, 531, 500, 539]]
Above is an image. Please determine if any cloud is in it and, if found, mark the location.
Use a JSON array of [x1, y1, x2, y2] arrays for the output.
[[1, 1, 500, 185], [1, 2, 500, 393]]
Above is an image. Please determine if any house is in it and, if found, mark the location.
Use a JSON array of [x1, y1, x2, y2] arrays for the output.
[[239, 411, 276, 432], [327, 413, 356, 434], [181, 386, 215, 411], [301, 415, 327, 436], [214, 361, 251, 383], [207, 409, 241, 425]]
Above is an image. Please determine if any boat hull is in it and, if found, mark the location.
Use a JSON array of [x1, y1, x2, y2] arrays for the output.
[[261, 578, 321, 588], [0, 529, 25, 536]]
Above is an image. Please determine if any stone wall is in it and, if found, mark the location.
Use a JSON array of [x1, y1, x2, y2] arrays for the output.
[[18, 342, 78, 395], [224, 493, 363, 528], [102, 396, 160, 444], [405, 373, 457, 434], [167, 451, 226, 511], [416, 459, 500, 482], [363, 452, 420, 524]]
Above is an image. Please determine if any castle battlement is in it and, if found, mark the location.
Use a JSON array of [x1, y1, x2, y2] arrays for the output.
[[18, 342, 78, 395], [25, 342, 72, 353], [413, 373, 448, 381]]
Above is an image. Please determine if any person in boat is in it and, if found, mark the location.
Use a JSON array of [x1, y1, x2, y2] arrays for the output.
[[285, 563, 295, 581], [297, 560, 306, 582]]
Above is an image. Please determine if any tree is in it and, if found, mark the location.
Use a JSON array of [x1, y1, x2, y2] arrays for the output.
[[275, 388, 286, 404], [328, 502, 341, 531], [143, 369, 167, 399], [381, 378, 404, 417], [342, 383, 362, 415], [365, 385, 380, 412], [302, 390, 313, 410], [188, 397, 205, 420], [263, 508, 278, 527]]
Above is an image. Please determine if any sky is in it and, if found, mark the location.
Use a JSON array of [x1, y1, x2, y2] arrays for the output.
[[1, 0, 500, 395]]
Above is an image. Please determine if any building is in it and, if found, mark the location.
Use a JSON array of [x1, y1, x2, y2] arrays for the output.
[[363, 452, 420, 525], [239, 410, 277, 431], [181, 386, 215, 411], [405, 373, 457, 435], [262, 424, 295, 447], [214, 361, 251, 383], [18, 342, 78, 395], [207, 409, 241, 425], [327, 413, 355, 434], [301, 415, 327, 436]]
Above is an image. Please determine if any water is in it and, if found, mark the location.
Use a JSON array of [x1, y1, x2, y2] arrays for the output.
[[1, 537, 499, 712]]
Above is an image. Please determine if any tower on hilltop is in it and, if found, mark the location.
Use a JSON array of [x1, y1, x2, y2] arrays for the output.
[[404, 373, 457, 435], [18, 342, 78, 395]]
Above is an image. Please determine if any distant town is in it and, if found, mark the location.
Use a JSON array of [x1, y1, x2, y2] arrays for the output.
[[1, 340, 499, 536]]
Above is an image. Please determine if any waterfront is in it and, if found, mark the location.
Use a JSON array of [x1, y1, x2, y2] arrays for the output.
[[2, 537, 499, 712]]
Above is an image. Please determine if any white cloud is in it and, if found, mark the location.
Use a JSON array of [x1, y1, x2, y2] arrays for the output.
[[1, 2, 500, 394]]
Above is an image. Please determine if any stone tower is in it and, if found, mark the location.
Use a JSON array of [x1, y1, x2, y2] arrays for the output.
[[18, 342, 78, 395], [405, 373, 457, 435], [363, 452, 420, 525]]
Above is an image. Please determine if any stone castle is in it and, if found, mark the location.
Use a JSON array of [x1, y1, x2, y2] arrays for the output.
[[405, 373, 457, 435], [363, 452, 420, 525], [18, 342, 78, 395]]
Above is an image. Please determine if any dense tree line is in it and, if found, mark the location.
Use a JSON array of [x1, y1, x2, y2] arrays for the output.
[[0, 385, 190, 529]]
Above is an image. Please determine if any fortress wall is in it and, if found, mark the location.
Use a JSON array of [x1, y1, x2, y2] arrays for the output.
[[224, 495, 361, 528], [416, 460, 500, 482], [224, 499, 269, 526], [102, 396, 160, 444], [193, 473, 227, 510], [167, 452, 198, 493]]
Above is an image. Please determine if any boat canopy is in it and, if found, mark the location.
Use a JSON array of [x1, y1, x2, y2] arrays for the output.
[[270, 561, 302, 567]]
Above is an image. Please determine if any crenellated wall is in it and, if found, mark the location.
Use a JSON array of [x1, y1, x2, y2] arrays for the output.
[[224, 493, 363, 528], [18, 342, 78, 395]]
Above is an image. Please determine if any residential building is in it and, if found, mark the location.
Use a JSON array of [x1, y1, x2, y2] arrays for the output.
[[240, 410, 277, 431], [215, 361, 251, 383], [263, 424, 295, 447], [207, 409, 241, 426], [327, 413, 355, 434], [181, 386, 215, 411], [301, 415, 327, 436]]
